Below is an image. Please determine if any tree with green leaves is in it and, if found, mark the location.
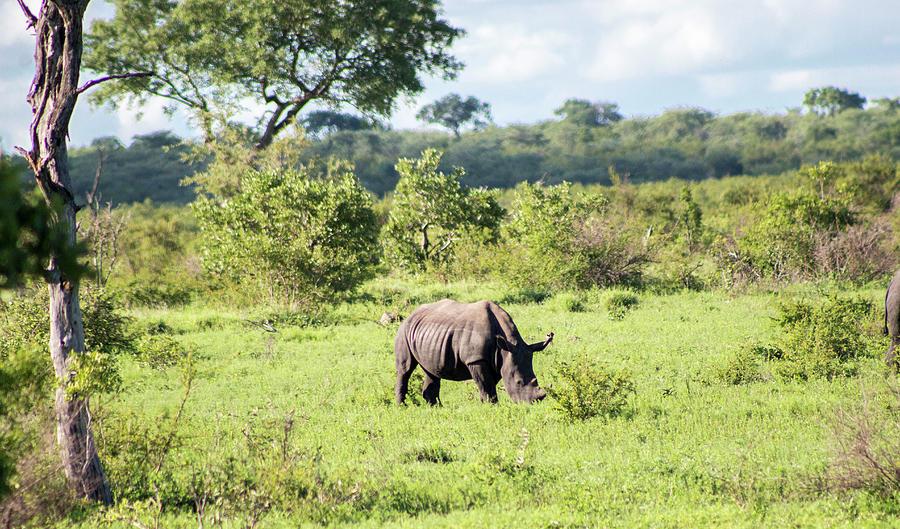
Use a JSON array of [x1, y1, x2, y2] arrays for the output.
[[13, 0, 150, 504], [416, 94, 493, 138], [302, 110, 379, 138], [85, 0, 463, 150], [554, 99, 623, 127], [192, 163, 379, 305], [803, 87, 866, 117], [383, 149, 503, 271]]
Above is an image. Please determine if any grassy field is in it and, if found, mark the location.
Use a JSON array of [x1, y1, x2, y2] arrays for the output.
[[77, 280, 900, 528]]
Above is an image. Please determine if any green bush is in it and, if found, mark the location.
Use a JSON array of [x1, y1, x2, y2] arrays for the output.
[[0, 287, 136, 356], [382, 149, 504, 272], [502, 182, 648, 290], [193, 165, 380, 305], [604, 290, 639, 320], [546, 357, 634, 422], [773, 295, 879, 379], [714, 346, 764, 385], [136, 335, 191, 370], [736, 190, 854, 280]]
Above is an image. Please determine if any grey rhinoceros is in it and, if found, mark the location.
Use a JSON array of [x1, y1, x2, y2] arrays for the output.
[[885, 270, 900, 367], [394, 299, 553, 405]]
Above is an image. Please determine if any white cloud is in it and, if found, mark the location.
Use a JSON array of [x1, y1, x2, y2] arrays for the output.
[[0, 0, 38, 46], [768, 64, 900, 95], [456, 24, 570, 83]]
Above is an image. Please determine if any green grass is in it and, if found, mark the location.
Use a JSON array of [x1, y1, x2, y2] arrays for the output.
[[71, 280, 900, 528]]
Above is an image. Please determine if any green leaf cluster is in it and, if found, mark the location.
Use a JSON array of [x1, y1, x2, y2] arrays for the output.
[[416, 94, 492, 138], [192, 166, 379, 304], [546, 357, 634, 422], [0, 157, 84, 289], [737, 190, 854, 279], [382, 149, 503, 271], [773, 295, 879, 379], [502, 182, 614, 289], [85, 0, 463, 147]]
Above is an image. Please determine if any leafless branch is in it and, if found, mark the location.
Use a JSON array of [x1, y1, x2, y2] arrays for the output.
[[17, 0, 37, 29], [76, 71, 154, 95]]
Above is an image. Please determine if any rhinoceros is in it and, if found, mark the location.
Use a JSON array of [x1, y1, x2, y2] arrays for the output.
[[885, 270, 900, 367], [394, 299, 552, 405]]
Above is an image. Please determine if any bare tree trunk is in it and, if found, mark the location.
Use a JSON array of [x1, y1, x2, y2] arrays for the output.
[[16, 0, 113, 505]]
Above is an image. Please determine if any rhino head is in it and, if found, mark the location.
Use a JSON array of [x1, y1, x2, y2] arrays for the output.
[[496, 332, 553, 403]]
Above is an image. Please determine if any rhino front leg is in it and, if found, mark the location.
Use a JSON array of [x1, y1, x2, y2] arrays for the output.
[[467, 361, 499, 403], [395, 351, 418, 405], [422, 372, 442, 406]]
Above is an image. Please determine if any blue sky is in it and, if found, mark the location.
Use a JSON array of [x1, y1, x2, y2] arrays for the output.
[[3, 0, 900, 150]]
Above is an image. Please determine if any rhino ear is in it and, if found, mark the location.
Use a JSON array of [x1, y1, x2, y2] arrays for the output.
[[530, 332, 554, 352], [496, 335, 511, 352]]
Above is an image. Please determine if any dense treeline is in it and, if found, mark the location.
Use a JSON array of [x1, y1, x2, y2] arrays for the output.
[[41, 99, 900, 205]]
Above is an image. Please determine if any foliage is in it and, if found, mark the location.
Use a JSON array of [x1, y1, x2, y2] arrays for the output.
[[136, 335, 191, 370], [554, 99, 623, 127], [192, 165, 379, 305], [67, 132, 197, 205], [773, 296, 879, 379], [604, 290, 639, 320], [0, 156, 84, 289], [85, 0, 463, 149], [302, 110, 380, 138], [80, 289, 138, 356], [679, 185, 703, 253], [65, 351, 123, 401], [546, 356, 635, 422], [0, 345, 75, 527], [0, 346, 52, 499], [0, 287, 137, 364], [803, 87, 866, 116], [417, 93, 493, 138], [714, 346, 763, 385], [826, 382, 900, 496], [382, 149, 503, 271], [502, 182, 648, 289], [736, 189, 854, 280]]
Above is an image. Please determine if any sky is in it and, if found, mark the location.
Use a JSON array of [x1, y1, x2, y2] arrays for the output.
[[2, 0, 900, 151]]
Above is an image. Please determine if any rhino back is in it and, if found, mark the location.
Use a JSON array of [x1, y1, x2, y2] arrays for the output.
[[400, 300, 499, 380]]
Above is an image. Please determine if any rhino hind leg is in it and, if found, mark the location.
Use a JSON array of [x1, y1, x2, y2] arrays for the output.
[[467, 361, 499, 403], [395, 351, 418, 405], [422, 372, 442, 406], [887, 338, 899, 368]]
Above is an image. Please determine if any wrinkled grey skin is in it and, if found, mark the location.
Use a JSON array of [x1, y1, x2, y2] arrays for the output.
[[884, 270, 900, 367], [395, 299, 553, 405]]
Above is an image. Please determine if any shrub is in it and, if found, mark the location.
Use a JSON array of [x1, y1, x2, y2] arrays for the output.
[[136, 335, 191, 370], [714, 346, 763, 385], [502, 182, 649, 290], [383, 149, 504, 273], [193, 165, 380, 305], [813, 222, 894, 283], [735, 190, 854, 280], [0, 345, 77, 527], [604, 290, 639, 320], [546, 357, 634, 422], [774, 295, 880, 379], [825, 382, 900, 496], [0, 287, 136, 356]]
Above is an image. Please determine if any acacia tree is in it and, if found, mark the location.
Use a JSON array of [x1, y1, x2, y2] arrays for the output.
[[416, 93, 492, 138], [84, 0, 463, 150], [803, 87, 866, 117], [554, 99, 623, 127], [14, 0, 148, 505]]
